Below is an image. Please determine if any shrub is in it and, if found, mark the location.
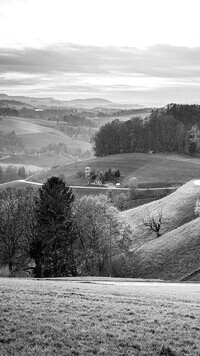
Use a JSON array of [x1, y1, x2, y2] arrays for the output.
[[113, 193, 128, 211], [128, 177, 139, 189]]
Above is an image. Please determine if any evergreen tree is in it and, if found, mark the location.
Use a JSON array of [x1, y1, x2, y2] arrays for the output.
[[29, 176, 76, 278], [5, 165, 18, 182], [18, 166, 26, 179]]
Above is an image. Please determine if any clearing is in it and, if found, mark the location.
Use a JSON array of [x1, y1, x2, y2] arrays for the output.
[[0, 278, 199, 356]]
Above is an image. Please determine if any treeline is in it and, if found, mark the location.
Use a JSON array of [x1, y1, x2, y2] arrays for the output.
[[24, 142, 92, 160], [0, 107, 19, 116], [0, 131, 24, 155], [16, 108, 97, 127], [92, 104, 200, 156], [0, 177, 131, 278], [96, 108, 150, 118], [58, 124, 96, 142], [63, 113, 96, 127], [0, 165, 26, 183]]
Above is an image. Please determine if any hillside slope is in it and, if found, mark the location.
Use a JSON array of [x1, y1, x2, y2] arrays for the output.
[[121, 180, 200, 248], [127, 217, 200, 280], [28, 152, 200, 185], [0, 117, 90, 150]]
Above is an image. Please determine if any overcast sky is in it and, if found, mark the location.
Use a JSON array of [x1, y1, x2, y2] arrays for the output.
[[0, 0, 200, 106]]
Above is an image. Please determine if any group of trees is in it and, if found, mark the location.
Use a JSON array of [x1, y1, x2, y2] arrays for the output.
[[0, 165, 26, 183], [92, 104, 200, 157], [18, 107, 95, 122], [63, 113, 95, 128], [0, 108, 19, 117], [59, 124, 96, 143], [0, 177, 132, 278], [88, 168, 120, 185], [73, 195, 131, 276], [0, 131, 24, 156]]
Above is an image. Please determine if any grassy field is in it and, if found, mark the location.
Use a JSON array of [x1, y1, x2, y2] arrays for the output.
[[0, 278, 199, 356], [0, 151, 75, 169], [120, 180, 200, 280], [129, 217, 200, 280], [0, 116, 91, 152], [0, 162, 43, 173], [28, 152, 200, 185], [122, 180, 200, 242]]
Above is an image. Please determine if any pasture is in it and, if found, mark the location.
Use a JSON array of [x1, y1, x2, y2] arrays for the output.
[[0, 278, 199, 356], [120, 180, 200, 280], [122, 180, 200, 242], [0, 116, 91, 151], [0, 151, 75, 169], [29, 152, 200, 185], [129, 217, 200, 281]]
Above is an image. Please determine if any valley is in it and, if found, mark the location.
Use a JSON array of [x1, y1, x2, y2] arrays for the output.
[[1, 100, 200, 283]]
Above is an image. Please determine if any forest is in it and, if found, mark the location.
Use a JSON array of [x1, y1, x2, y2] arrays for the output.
[[92, 104, 200, 157]]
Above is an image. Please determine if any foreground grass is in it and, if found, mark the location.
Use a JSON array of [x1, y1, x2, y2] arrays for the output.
[[0, 278, 199, 355]]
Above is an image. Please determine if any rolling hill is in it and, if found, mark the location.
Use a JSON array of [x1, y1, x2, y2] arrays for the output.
[[0, 116, 92, 169], [0, 116, 90, 149], [127, 217, 200, 280], [121, 180, 200, 247], [0, 94, 144, 109], [28, 152, 200, 186], [121, 180, 200, 280]]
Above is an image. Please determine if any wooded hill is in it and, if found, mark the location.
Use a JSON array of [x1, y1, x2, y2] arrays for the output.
[[92, 104, 200, 156]]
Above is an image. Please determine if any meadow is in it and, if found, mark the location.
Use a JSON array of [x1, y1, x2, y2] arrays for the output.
[[0, 278, 199, 356], [29, 151, 200, 186], [0, 116, 91, 152], [0, 116, 92, 170], [120, 180, 200, 281]]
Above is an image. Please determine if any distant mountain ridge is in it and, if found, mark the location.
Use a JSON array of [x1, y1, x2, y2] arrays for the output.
[[0, 99, 32, 108], [0, 93, 144, 109]]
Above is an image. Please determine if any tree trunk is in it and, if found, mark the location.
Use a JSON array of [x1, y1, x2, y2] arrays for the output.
[[8, 260, 13, 277]]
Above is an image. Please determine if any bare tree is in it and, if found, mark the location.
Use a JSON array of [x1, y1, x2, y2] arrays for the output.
[[141, 209, 166, 238], [0, 186, 36, 275], [73, 194, 131, 276]]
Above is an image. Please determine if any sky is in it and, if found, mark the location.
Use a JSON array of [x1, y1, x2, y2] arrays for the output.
[[0, 0, 200, 106]]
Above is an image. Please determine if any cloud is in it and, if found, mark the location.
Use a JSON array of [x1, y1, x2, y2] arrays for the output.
[[0, 43, 200, 104], [0, 44, 200, 77]]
